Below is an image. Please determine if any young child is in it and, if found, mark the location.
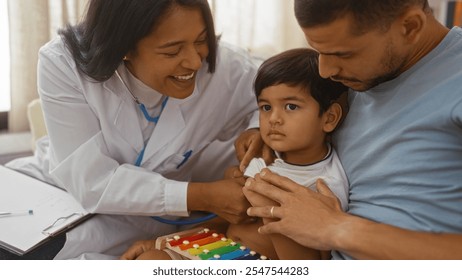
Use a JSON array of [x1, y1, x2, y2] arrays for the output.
[[121, 48, 348, 260], [226, 48, 349, 260]]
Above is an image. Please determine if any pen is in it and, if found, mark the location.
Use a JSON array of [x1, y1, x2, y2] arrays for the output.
[[177, 150, 193, 169], [0, 210, 34, 216]]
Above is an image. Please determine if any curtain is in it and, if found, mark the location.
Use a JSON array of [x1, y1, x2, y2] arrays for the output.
[[211, 0, 307, 59], [7, 0, 88, 132]]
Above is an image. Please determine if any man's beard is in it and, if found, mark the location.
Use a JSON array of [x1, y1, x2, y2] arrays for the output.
[[333, 42, 407, 92]]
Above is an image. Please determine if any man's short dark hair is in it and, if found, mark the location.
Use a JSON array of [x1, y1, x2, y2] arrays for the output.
[[294, 0, 430, 34]]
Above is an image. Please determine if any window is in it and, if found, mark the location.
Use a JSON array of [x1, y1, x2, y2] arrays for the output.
[[208, 0, 306, 58], [0, 0, 10, 112]]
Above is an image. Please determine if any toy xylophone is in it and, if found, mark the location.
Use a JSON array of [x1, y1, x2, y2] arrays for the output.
[[155, 227, 268, 260]]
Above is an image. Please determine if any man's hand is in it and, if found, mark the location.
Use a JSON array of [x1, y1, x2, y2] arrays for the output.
[[244, 169, 344, 251], [243, 178, 278, 207]]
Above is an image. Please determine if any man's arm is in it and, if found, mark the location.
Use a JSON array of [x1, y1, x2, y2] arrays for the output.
[[244, 169, 462, 259], [333, 214, 462, 259]]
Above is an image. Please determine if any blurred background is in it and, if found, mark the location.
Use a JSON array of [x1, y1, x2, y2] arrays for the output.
[[0, 0, 461, 161]]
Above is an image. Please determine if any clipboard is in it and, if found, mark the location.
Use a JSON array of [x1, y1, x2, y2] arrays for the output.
[[0, 165, 93, 256]]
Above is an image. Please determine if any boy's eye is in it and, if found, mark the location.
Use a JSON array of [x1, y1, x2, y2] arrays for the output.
[[285, 104, 298, 110], [260, 104, 271, 112]]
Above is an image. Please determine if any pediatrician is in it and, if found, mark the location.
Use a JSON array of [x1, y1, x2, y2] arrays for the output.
[[5, 0, 263, 259]]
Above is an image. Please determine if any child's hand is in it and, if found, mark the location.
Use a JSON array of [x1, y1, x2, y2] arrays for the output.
[[119, 239, 156, 260], [234, 128, 273, 172], [224, 165, 244, 180]]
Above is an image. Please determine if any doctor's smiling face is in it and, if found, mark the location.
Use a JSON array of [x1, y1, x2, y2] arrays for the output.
[[124, 5, 209, 99]]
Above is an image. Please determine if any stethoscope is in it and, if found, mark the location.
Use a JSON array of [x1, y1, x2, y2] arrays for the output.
[[115, 69, 216, 225]]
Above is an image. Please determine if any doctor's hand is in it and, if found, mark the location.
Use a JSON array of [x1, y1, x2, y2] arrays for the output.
[[244, 169, 345, 251], [234, 128, 273, 172], [188, 178, 252, 225]]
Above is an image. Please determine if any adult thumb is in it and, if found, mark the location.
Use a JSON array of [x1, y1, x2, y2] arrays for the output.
[[315, 179, 335, 197]]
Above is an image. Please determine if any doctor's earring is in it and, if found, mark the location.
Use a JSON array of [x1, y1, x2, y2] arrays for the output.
[[123, 56, 128, 61]]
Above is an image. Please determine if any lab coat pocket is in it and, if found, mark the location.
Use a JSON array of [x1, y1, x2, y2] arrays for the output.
[[147, 141, 210, 178], [151, 150, 195, 181], [152, 153, 182, 173]]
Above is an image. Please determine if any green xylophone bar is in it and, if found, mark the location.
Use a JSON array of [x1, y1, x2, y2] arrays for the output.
[[197, 242, 242, 260]]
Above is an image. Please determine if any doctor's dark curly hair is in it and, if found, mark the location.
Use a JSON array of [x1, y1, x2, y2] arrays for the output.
[[59, 0, 217, 81]]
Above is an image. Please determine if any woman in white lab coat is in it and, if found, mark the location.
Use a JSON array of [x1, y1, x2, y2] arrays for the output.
[[8, 0, 262, 259]]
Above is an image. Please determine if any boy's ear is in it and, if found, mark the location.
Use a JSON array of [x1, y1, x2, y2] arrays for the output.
[[322, 103, 343, 133]]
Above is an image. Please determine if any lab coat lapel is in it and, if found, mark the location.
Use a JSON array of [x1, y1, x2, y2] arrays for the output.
[[103, 79, 144, 154], [141, 98, 186, 166]]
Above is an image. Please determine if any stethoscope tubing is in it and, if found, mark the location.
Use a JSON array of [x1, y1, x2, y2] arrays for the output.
[[116, 69, 216, 226]]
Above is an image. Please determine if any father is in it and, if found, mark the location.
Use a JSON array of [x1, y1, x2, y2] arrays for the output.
[[243, 0, 462, 259]]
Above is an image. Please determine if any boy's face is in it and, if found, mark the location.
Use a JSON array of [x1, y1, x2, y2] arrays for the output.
[[258, 84, 330, 165]]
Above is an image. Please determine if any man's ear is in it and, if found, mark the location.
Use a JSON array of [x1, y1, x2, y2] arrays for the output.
[[398, 6, 427, 44], [322, 103, 343, 133]]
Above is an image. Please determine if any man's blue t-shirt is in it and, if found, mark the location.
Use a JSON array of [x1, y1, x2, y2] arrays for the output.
[[332, 27, 462, 260]]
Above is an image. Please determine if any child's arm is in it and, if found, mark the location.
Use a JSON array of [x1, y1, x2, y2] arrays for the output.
[[269, 232, 325, 259], [244, 186, 325, 260]]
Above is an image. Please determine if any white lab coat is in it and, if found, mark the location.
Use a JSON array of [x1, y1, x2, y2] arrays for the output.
[[7, 37, 260, 259]]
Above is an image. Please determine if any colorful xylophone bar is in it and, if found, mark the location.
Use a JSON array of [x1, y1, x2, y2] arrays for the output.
[[155, 227, 268, 260]]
